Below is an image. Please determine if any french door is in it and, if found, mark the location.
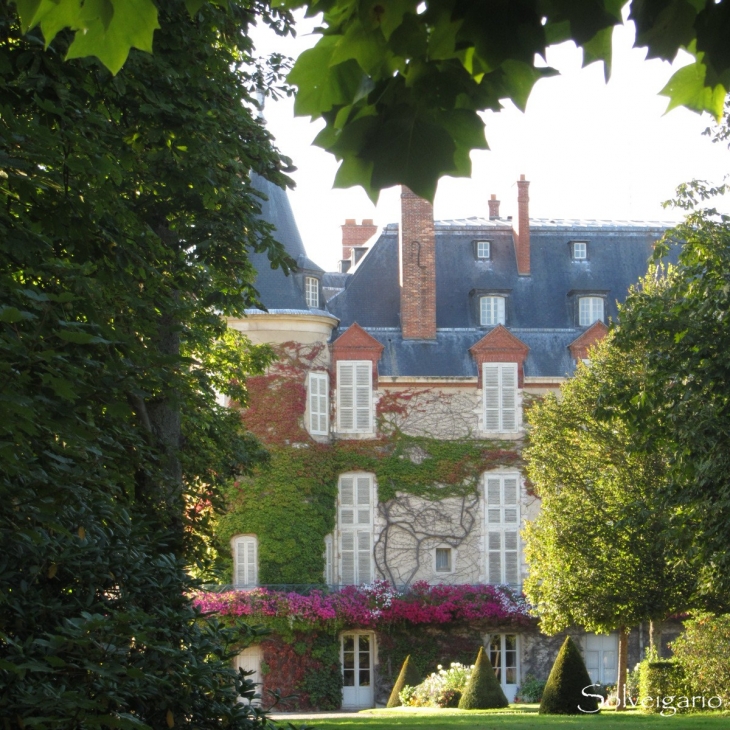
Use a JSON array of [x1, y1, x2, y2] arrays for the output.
[[341, 632, 374, 708], [489, 634, 519, 702]]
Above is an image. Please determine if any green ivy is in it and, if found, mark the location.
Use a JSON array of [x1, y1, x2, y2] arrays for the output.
[[217, 433, 521, 585]]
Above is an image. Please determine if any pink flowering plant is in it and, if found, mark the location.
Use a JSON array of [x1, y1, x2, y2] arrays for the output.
[[194, 580, 530, 632]]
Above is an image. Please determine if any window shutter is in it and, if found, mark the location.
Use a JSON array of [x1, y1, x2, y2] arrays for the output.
[[234, 537, 257, 587], [357, 531, 371, 584], [488, 532, 502, 583], [309, 372, 328, 435], [341, 531, 355, 585], [337, 362, 355, 431], [483, 364, 500, 431], [337, 362, 372, 433], [504, 531, 519, 585], [501, 363, 517, 431], [324, 535, 333, 585], [339, 476, 354, 525], [356, 476, 371, 524], [485, 474, 521, 585], [236, 540, 247, 586], [355, 363, 372, 431]]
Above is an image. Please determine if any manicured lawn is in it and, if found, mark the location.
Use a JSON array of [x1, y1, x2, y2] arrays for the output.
[[296, 706, 730, 730]]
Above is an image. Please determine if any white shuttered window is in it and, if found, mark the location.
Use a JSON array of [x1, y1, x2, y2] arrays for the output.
[[324, 534, 334, 585], [485, 474, 520, 586], [337, 361, 372, 433], [338, 474, 373, 585], [309, 372, 329, 435], [233, 536, 258, 587], [483, 362, 518, 432]]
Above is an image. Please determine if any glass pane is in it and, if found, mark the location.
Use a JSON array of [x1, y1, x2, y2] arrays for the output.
[[359, 669, 371, 686], [435, 548, 451, 571], [506, 667, 517, 684], [505, 635, 517, 652], [343, 669, 355, 687], [359, 650, 370, 670], [343, 635, 354, 652], [358, 634, 370, 651]]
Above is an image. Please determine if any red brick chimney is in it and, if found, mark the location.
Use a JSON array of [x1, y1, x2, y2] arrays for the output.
[[400, 186, 437, 340], [515, 175, 530, 275], [488, 194, 500, 219], [341, 218, 377, 261]]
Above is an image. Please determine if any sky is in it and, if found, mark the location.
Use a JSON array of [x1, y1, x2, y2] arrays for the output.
[[252, 12, 730, 272]]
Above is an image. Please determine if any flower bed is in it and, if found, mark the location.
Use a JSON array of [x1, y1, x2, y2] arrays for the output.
[[194, 580, 531, 631]]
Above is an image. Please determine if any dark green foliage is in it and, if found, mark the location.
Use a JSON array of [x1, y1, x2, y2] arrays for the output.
[[0, 1, 294, 726], [638, 660, 688, 714], [458, 646, 509, 710], [517, 674, 547, 703], [539, 637, 599, 715], [671, 613, 730, 706], [387, 655, 422, 708]]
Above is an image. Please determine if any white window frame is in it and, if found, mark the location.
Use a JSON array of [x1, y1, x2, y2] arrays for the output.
[[572, 241, 587, 260], [434, 546, 455, 574], [480, 296, 505, 326], [305, 276, 319, 308], [484, 472, 521, 587], [338, 473, 375, 586], [488, 633, 520, 687], [476, 240, 491, 259], [232, 535, 258, 588], [336, 361, 373, 434], [308, 371, 329, 436], [578, 296, 604, 326], [482, 362, 519, 433]]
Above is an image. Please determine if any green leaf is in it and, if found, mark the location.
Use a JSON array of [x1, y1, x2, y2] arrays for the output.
[[184, 0, 207, 16], [631, 0, 698, 62], [333, 154, 375, 199], [582, 26, 613, 82], [57, 330, 108, 344], [0, 306, 32, 323], [660, 57, 726, 120], [64, 0, 160, 75], [500, 60, 558, 112], [331, 21, 389, 76], [288, 38, 366, 118]]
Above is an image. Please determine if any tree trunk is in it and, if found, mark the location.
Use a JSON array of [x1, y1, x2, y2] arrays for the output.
[[616, 626, 629, 711], [649, 620, 655, 656]]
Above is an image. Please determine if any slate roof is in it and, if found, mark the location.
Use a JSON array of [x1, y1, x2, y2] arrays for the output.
[[248, 173, 323, 311], [326, 218, 674, 378]]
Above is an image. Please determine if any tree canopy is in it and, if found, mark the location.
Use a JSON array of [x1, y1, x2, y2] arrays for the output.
[[0, 1, 295, 725], [10, 0, 730, 200], [612, 188, 730, 601], [523, 333, 696, 710]]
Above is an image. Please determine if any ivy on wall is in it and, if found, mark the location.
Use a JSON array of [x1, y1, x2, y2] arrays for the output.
[[215, 342, 524, 585]]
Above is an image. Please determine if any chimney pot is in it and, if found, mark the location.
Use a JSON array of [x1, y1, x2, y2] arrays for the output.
[[515, 175, 531, 275], [488, 193, 500, 219]]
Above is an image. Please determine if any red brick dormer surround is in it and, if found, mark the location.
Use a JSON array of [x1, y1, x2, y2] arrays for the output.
[[469, 325, 530, 387], [568, 320, 608, 361], [331, 322, 385, 384]]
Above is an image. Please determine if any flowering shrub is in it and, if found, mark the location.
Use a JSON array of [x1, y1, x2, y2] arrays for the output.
[[400, 662, 473, 708], [194, 580, 531, 631]]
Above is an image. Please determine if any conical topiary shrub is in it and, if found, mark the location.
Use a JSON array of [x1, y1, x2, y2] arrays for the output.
[[386, 654, 422, 708], [458, 646, 509, 709], [539, 636, 600, 715]]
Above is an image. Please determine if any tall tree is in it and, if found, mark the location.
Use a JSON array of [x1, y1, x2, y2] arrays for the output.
[[10, 0, 730, 200], [613, 188, 730, 602], [524, 335, 695, 710], [0, 2, 293, 726]]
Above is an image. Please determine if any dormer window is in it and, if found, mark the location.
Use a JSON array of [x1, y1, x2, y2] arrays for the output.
[[305, 276, 319, 308], [579, 296, 604, 326], [572, 241, 587, 260], [480, 296, 505, 326], [476, 240, 491, 259]]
